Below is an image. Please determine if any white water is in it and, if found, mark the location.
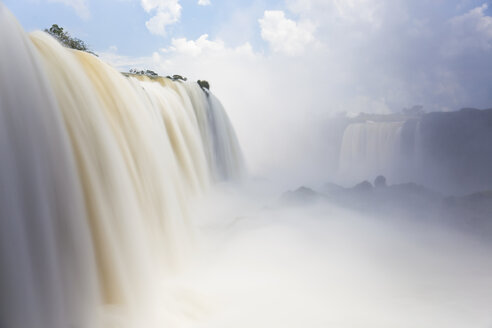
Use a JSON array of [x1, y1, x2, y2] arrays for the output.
[[0, 8, 96, 328], [0, 4, 243, 328], [339, 121, 404, 184]]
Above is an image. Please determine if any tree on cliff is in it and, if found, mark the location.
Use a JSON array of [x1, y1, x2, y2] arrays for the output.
[[45, 24, 97, 56], [129, 68, 158, 77]]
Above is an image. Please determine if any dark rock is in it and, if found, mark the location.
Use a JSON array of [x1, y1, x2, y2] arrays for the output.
[[323, 182, 345, 193], [352, 180, 373, 192], [281, 186, 321, 204], [374, 175, 387, 188]]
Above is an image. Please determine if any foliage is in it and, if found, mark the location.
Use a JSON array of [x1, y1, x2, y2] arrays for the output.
[[166, 74, 187, 81], [197, 80, 210, 90], [129, 68, 158, 77], [45, 24, 97, 56]]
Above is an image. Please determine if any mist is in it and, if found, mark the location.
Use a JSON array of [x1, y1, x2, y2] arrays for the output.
[[1, 1, 492, 327], [170, 181, 492, 327]]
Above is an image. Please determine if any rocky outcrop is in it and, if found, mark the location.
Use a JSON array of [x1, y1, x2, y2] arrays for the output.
[[281, 186, 322, 204], [374, 175, 387, 188], [352, 180, 373, 192]]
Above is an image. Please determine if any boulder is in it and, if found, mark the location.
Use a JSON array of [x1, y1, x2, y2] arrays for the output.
[[374, 175, 387, 188], [281, 186, 321, 204], [352, 180, 373, 192]]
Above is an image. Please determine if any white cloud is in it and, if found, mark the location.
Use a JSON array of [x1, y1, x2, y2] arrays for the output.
[[259, 10, 316, 56], [286, 0, 384, 29], [167, 34, 229, 56], [448, 4, 492, 52], [198, 0, 211, 6], [141, 0, 182, 36], [47, 0, 90, 19]]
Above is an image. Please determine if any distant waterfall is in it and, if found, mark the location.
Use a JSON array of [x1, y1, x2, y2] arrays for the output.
[[0, 4, 244, 328], [413, 120, 423, 174], [338, 121, 404, 184]]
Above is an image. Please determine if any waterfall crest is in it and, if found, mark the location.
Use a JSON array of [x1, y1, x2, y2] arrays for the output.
[[0, 4, 244, 328]]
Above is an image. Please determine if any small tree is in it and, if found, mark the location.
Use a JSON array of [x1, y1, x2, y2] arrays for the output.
[[145, 70, 158, 77], [45, 24, 97, 56], [129, 68, 159, 77], [166, 75, 187, 81], [197, 80, 210, 90]]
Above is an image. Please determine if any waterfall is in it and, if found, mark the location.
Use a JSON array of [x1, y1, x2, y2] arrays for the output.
[[0, 4, 244, 328], [338, 121, 404, 184], [182, 82, 245, 181], [413, 120, 423, 176]]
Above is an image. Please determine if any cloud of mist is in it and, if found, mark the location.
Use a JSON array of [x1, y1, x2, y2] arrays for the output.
[[177, 183, 492, 328]]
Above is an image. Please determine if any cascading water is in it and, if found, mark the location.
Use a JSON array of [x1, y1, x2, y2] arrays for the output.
[[0, 4, 244, 328], [338, 121, 404, 184], [181, 82, 245, 181]]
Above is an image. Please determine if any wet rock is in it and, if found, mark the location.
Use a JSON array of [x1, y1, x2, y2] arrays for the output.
[[322, 182, 344, 193], [374, 175, 387, 188], [281, 186, 321, 204], [352, 180, 373, 192]]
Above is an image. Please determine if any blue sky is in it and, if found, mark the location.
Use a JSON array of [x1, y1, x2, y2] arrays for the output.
[[3, 0, 286, 56], [3, 0, 492, 176]]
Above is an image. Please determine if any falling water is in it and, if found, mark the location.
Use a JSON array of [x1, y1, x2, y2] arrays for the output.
[[0, 4, 244, 328], [338, 121, 404, 183]]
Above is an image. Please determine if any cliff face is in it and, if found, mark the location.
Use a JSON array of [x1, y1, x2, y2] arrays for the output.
[[419, 108, 492, 193], [334, 108, 492, 194]]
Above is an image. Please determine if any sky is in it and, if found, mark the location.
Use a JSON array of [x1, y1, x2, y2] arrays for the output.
[[3, 0, 492, 179]]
